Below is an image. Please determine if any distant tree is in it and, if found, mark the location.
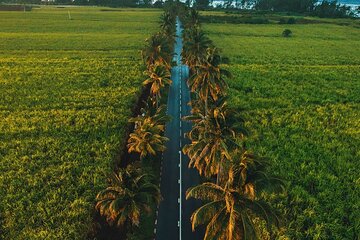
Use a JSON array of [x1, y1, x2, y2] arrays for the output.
[[195, 0, 210, 9], [141, 0, 152, 7], [224, 0, 234, 8], [255, 0, 317, 13], [55, 0, 73, 4], [153, 0, 164, 8], [73, 0, 89, 5], [239, 0, 255, 9], [312, 1, 350, 18], [84, 0, 139, 7]]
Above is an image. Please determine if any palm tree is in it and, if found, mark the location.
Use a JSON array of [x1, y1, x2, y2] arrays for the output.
[[160, 12, 176, 41], [142, 33, 172, 70], [143, 64, 172, 108], [137, 101, 171, 126], [228, 147, 285, 198], [186, 145, 285, 240], [183, 100, 237, 178], [186, 181, 281, 240], [185, 96, 230, 132], [184, 9, 200, 29], [182, 28, 213, 70], [188, 47, 231, 115], [96, 165, 161, 231], [127, 114, 169, 159]]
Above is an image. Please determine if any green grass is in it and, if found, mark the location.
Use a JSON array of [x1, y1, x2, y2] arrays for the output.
[[203, 15, 360, 239], [0, 6, 161, 239]]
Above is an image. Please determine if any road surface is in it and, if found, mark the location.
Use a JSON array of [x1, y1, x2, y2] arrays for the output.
[[155, 18, 202, 240]]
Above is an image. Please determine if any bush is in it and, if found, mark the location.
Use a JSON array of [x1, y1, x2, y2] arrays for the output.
[[282, 29, 292, 37]]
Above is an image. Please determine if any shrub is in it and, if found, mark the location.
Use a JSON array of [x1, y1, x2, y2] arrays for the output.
[[282, 29, 292, 37]]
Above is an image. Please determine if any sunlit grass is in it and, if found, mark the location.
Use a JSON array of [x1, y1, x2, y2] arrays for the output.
[[204, 15, 360, 239], [0, 6, 161, 239]]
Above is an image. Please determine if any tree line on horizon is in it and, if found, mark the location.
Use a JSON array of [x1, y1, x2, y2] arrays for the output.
[[2, 0, 358, 18], [197, 0, 358, 18]]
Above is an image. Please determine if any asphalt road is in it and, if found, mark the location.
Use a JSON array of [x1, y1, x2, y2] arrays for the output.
[[155, 18, 202, 240]]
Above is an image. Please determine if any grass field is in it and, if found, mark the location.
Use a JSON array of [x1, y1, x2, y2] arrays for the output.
[[0, 7, 161, 239], [203, 14, 360, 239]]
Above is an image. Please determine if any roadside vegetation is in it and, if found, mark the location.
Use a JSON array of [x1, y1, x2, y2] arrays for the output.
[[0, 7, 161, 239], [180, 7, 286, 240], [94, 3, 181, 239]]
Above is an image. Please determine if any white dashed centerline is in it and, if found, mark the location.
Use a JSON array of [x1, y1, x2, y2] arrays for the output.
[[179, 150, 182, 240]]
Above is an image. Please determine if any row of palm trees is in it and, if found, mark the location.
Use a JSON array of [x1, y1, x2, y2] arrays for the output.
[[94, 8, 177, 237], [181, 8, 285, 239]]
